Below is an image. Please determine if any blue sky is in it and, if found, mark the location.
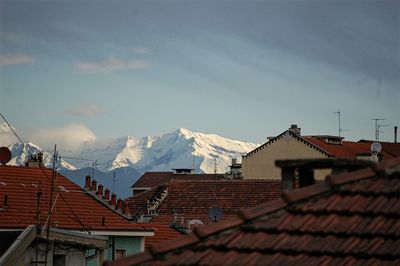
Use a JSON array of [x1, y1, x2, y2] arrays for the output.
[[1, 0, 399, 150]]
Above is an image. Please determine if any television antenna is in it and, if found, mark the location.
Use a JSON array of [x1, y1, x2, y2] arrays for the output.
[[372, 118, 385, 141], [334, 110, 350, 137]]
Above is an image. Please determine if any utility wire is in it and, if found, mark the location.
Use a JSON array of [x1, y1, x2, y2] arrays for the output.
[[0, 112, 34, 157]]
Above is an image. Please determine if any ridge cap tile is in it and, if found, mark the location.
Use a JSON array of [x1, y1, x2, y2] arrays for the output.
[[194, 217, 244, 239], [327, 167, 376, 187], [103, 250, 153, 266], [239, 198, 287, 221], [282, 182, 331, 204], [149, 233, 199, 254]]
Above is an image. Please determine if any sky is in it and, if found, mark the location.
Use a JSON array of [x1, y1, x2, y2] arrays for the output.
[[0, 0, 399, 151]]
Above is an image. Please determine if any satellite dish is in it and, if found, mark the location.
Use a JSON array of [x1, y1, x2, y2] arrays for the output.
[[208, 207, 223, 222], [370, 142, 382, 153], [0, 147, 12, 165], [188, 219, 203, 226]]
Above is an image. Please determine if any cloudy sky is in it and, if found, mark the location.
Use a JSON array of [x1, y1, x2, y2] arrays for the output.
[[1, 0, 399, 150]]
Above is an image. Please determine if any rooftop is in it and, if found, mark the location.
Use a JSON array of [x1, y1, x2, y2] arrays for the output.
[[0, 166, 151, 232], [107, 157, 400, 265]]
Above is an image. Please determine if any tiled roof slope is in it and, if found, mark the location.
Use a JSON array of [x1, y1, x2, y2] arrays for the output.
[[0, 166, 149, 231], [107, 158, 400, 266], [144, 224, 185, 248], [126, 179, 281, 224], [132, 172, 221, 189], [304, 137, 394, 159], [359, 140, 400, 157]]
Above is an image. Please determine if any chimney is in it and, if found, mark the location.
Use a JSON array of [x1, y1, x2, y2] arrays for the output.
[[117, 198, 123, 210], [85, 175, 91, 188], [110, 193, 117, 206], [37, 152, 43, 166], [91, 180, 97, 191], [104, 188, 110, 201], [288, 124, 301, 136], [97, 184, 103, 196], [395, 126, 398, 143], [123, 203, 130, 215]]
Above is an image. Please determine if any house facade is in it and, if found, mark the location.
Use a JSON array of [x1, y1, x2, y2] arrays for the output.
[[242, 125, 393, 180]]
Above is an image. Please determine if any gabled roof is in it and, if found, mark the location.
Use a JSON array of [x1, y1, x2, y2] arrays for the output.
[[0, 166, 151, 232], [132, 172, 221, 190], [244, 130, 333, 159], [244, 130, 394, 160], [107, 158, 400, 265], [126, 179, 282, 224]]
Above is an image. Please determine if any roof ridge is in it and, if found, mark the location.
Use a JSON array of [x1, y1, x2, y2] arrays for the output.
[[244, 131, 333, 159]]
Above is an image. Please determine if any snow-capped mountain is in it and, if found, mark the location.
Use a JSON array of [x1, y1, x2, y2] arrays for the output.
[[1, 124, 258, 197], [8, 142, 77, 170], [1, 124, 258, 174], [68, 128, 258, 174]]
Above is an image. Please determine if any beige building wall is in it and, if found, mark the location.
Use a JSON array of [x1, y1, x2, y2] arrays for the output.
[[242, 134, 331, 180]]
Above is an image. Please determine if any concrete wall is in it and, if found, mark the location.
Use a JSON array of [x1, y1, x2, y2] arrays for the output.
[[87, 236, 143, 266], [242, 135, 331, 180]]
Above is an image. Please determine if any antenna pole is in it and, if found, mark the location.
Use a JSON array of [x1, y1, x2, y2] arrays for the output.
[[112, 170, 116, 194], [44, 145, 58, 266], [334, 110, 342, 137], [372, 118, 385, 141]]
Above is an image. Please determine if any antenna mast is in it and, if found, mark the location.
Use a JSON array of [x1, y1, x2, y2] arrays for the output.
[[112, 170, 116, 194], [372, 118, 385, 141], [334, 110, 342, 137]]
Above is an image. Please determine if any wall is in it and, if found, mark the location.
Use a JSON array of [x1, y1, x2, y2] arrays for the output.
[[242, 135, 331, 180], [87, 236, 143, 266], [17, 242, 86, 266]]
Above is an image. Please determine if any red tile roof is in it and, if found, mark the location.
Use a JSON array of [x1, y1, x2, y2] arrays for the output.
[[0, 166, 150, 232], [144, 224, 184, 248], [132, 172, 221, 189], [359, 140, 400, 157], [126, 179, 282, 224], [304, 137, 395, 159], [107, 157, 400, 265]]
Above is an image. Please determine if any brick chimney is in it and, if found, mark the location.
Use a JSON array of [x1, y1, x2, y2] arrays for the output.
[[85, 175, 91, 188], [123, 202, 130, 215], [110, 193, 117, 206], [97, 184, 103, 196], [104, 188, 110, 201], [91, 180, 97, 192], [288, 124, 301, 135], [117, 198, 123, 210]]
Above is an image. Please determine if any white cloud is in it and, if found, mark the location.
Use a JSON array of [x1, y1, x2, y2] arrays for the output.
[[0, 53, 35, 67], [65, 103, 106, 117], [132, 47, 152, 54], [0, 123, 19, 146], [74, 58, 151, 73], [28, 124, 97, 151]]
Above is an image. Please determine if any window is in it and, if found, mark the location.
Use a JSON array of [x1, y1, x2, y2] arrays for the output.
[[53, 255, 66, 266], [115, 249, 126, 259]]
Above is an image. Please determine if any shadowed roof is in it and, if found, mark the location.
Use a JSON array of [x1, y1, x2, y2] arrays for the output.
[[107, 157, 400, 265]]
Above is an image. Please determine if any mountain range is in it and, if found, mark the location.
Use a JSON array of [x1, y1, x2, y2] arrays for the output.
[[1, 125, 258, 197]]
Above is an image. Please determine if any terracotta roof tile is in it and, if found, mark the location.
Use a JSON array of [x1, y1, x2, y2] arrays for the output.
[[126, 179, 282, 224], [107, 157, 400, 265], [0, 166, 149, 232]]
